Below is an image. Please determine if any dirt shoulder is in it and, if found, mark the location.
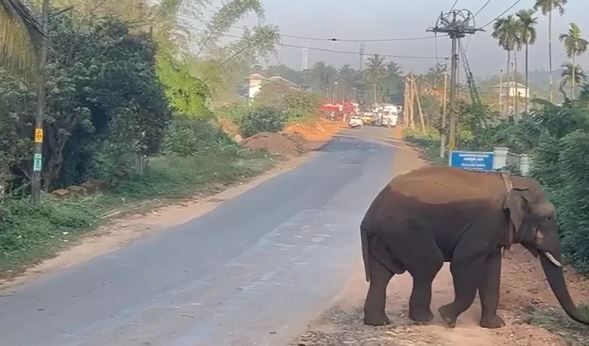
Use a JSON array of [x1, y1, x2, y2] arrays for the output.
[[0, 120, 345, 291], [292, 127, 589, 346]]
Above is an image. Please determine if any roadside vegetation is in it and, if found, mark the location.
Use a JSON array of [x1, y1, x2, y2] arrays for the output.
[[0, 0, 326, 276], [399, 1, 589, 340]]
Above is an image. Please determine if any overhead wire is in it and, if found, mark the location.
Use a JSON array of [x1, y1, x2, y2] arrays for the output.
[[474, 0, 494, 18], [277, 42, 447, 60], [450, 0, 459, 11], [177, 14, 446, 43], [481, 0, 523, 28]]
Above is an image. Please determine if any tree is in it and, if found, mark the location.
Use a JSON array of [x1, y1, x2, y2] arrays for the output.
[[560, 63, 586, 99], [559, 23, 588, 99], [516, 9, 538, 112], [492, 15, 522, 117], [364, 54, 387, 105], [0, 0, 43, 75], [304, 61, 337, 97], [534, 0, 568, 103], [381, 61, 403, 104]]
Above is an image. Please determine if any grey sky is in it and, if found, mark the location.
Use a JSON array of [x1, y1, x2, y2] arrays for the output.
[[255, 0, 589, 75]]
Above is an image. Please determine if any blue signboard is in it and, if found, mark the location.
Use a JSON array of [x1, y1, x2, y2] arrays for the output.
[[449, 151, 494, 171]]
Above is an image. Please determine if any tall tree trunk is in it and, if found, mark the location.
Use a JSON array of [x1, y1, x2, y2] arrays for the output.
[[549, 9, 554, 103], [572, 55, 576, 99], [506, 50, 511, 117], [514, 50, 519, 119], [525, 42, 529, 112], [373, 83, 377, 105]]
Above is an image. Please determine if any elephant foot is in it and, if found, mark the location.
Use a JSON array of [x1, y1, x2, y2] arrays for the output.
[[409, 308, 434, 323], [363, 313, 391, 326], [480, 315, 505, 329], [438, 305, 457, 328]]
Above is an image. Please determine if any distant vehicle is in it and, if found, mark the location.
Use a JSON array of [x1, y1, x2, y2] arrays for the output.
[[349, 116, 363, 128], [382, 114, 398, 127], [360, 112, 375, 125], [378, 104, 399, 128]]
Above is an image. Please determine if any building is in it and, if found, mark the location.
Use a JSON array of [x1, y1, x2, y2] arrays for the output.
[[493, 81, 530, 98], [246, 73, 299, 101]]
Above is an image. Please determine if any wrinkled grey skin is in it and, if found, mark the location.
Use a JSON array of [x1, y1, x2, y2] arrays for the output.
[[360, 166, 589, 328]]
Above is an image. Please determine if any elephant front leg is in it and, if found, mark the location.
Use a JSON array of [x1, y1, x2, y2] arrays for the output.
[[478, 249, 505, 329], [439, 244, 487, 328], [363, 258, 393, 326]]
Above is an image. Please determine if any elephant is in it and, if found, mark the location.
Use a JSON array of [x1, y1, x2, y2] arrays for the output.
[[360, 165, 589, 329]]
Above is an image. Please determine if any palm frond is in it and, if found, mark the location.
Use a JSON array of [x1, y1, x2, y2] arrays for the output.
[[0, 0, 44, 75]]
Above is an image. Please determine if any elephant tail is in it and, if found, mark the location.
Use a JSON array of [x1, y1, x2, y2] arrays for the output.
[[361, 224, 371, 282]]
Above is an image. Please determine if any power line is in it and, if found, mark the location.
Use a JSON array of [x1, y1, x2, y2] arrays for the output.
[[218, 32, 446, 60], [481, 0, 523, 28], [177, 14, 446, 43], [450, 0, 459, 11], [277, 42, 447, 60], [474, 0, 493, 17], [280, 33, 446, 43]]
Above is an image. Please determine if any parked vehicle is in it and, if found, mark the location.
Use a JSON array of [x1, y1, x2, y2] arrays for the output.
[[382, 114, 398, 127], [361, 112, 375, 125], [349, 116, 364, 128]]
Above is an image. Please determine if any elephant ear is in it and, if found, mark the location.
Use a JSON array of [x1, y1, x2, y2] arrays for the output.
[[502, 191, 526, 249]]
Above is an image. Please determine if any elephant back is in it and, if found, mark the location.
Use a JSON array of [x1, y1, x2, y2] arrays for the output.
[[388, 166, 505, 205]]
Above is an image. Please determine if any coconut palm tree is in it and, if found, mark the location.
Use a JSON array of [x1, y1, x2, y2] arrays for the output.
[[492, 15, 521, 117], [0, 0, 44, 74], [559, 23, 588, 99], [364, 54, 387, 105], [534, 0, 567, 103], [560, 63, 586, 99], [516, 9, 538, 112]]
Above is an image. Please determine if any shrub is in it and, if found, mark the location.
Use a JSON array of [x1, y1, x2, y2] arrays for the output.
[[163, 116, 237, 157], [239, 105, 287, 138]]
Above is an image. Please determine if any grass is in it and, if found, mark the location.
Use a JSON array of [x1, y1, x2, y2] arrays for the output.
[[0, 149, 275, 276], [527, 305, 589, 345], [403, 128, 447, 165]]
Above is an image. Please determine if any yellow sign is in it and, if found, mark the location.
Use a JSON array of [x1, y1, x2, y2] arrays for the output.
[[35, 128, 43, 143]]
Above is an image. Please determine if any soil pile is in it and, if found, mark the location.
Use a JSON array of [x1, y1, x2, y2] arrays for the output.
[[242, 118, 345, 156], [242, 132, 307, 156], [284, 119, 346, 145]]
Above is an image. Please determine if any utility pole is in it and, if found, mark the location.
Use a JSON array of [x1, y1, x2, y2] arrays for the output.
[[358, 43, 365, 71], [499, 69, 503, 116], [32, 0, 50, 204], [440, 71, 448, 158], [301, 46, 309, 71], [427, 9, 481, 152]]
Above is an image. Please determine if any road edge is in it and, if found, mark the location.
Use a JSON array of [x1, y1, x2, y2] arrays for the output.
[[0, 147, 327, 291]]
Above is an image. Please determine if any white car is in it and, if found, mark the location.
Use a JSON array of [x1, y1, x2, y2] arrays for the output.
[[382, 115, 398, 127], [349, 116, 363, 128]]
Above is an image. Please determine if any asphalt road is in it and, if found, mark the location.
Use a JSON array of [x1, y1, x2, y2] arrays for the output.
[[0, 127, 400, 346]]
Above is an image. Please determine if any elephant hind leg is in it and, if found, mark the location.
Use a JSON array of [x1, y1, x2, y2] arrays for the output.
[[406, 246, 444, 323], [363, 256, 394, 326]]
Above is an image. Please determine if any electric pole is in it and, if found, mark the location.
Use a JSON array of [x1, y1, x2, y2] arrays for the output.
[[499, 69, 503, 116], [427, 9, 481, 152], [440, 71, 448, 158], [32, 0, 50, 204], [358, 43, 365, 71]]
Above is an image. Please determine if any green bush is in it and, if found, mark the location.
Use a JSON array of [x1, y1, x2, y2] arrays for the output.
[[0, 197, 101, 271], [163, 116, 238, 157], [239, 105, 287, 138], [0, 149, 275, 274]]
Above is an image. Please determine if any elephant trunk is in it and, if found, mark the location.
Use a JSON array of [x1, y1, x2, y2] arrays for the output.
[[540, 253, 589, 325]]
